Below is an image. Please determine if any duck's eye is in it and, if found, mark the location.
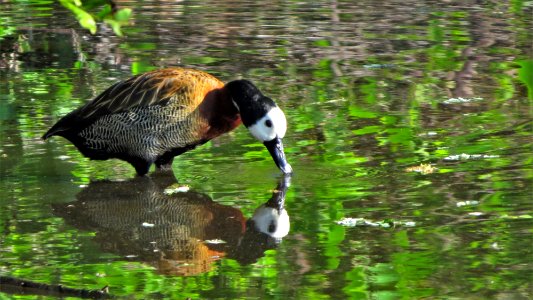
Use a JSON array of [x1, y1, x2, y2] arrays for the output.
[[265, 119, 273, 128], [268, 221, 276, 233]]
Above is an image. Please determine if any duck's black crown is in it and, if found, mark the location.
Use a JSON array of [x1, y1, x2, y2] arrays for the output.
[[225, 80, 277, 127]]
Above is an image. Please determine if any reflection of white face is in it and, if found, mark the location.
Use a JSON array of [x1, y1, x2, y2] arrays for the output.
[[251, 205, 290, 239], [248, 106, 287, 142]]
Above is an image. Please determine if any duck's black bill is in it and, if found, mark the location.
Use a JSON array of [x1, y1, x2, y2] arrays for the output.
[[264, 137, 292, 174]]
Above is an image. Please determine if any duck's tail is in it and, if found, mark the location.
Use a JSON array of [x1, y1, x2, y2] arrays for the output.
[[42, 109, 85, 140], [42, 123, 66, 140]]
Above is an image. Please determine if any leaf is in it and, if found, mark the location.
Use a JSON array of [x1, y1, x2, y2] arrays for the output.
[[96, 4, 112, 19], [103, 8, 132, 36], [104, 18, 122, 36], [114, 8, 132, 22], [79, 13, 97, 34], [59, 0, 97, 34]]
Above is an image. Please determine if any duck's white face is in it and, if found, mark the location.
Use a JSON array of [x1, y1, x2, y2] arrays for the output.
[[251, 204, 290, 239], [247, 106, 287, 142]]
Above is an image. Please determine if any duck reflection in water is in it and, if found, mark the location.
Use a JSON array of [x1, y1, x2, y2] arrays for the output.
[[52, 175, 290, 276]]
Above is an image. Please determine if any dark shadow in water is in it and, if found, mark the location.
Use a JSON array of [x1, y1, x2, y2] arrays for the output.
[[52, 174, 290, 276]]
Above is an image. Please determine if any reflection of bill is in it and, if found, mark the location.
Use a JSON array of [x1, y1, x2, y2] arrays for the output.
[[52, 175, 290, 276]]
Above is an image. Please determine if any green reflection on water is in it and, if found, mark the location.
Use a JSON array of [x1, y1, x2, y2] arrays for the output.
[[1, 0, 532, 299]]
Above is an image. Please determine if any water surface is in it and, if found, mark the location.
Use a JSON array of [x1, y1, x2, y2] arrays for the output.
[[1, 1, 532, 299]]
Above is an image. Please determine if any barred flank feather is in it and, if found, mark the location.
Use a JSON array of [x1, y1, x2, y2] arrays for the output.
[[79, 104, 205, 163]]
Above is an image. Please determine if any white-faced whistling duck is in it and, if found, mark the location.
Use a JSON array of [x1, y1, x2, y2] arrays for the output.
[[42, 68, 292, 176]]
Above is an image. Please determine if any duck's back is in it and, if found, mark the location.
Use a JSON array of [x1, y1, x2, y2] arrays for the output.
[[43, 68, 240, 171]]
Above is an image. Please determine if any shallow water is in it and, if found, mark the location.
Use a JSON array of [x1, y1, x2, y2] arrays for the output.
[[1, 1, 532, 299]]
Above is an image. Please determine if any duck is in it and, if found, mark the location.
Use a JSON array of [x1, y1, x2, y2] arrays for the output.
[[42, 68, 292, 176]]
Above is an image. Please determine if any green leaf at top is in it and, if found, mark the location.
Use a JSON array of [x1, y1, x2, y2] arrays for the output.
[[104, 19, 122, 36], [114, 8, 132, 22], [59, 0, 97, 34]]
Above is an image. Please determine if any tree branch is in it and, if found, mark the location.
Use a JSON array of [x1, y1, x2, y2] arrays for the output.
[[0, 276, 113, 299]]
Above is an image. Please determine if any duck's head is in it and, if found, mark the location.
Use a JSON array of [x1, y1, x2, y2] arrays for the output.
[[226, 80, 292, 174], [248, 175, 291, 240]]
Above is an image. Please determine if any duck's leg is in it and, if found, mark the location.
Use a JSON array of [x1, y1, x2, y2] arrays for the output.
[[130, 158, 152, 176], [155, 145, 199, 173], [155, 154, 174, 172]]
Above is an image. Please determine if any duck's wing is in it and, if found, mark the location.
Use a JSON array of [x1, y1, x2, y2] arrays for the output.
[[79, 68, 224, 119], [43, 68, 224, 139]]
